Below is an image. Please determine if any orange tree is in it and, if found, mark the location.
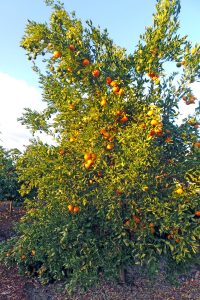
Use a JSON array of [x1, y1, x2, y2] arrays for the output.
[[1, 0, 200, 292]]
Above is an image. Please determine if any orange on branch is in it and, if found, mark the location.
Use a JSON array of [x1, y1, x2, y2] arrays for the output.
[[53, 50, 61, 58], [151, 119, 159, 126], [73, 206, 80, 213], [69, 44, 75, 51], [92, 69, 100, 77], [106, 77, 112, 85], [82, 58, 90, 66], [68, 204, 74, 212], [120, 116, 128, 123]]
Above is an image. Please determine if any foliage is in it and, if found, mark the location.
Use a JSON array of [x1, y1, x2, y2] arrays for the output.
[[1, 0, 200, 293], [0, 147, 22, 202]]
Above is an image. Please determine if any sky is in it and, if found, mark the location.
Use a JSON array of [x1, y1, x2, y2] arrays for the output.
[[0, 0, 200, 151]]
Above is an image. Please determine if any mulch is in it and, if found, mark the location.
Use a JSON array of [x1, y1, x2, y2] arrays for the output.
[[0, 207, 199, 300]]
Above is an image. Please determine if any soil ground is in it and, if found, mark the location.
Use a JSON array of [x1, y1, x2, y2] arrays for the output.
[[0, 207, 199, 300]]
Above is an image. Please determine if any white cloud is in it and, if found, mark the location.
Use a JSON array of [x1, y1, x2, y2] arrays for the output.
[[0, 72, 49, 151]]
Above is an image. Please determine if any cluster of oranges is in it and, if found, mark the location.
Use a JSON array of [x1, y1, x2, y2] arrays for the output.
[[68, 204, 80, 213], [106, 77, 124, 95], [147, 72, 160, 82]]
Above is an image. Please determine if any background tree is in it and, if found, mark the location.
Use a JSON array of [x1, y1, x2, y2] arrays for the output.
[[1, 0, 199, 292], [0, 146, 22, 202]]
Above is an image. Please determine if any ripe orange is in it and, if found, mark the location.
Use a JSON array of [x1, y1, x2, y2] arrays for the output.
[[142, 186, 149, 192], [194, 211, 200, 217], [59, 149, 65, 156], [165, 136, 172, 143], [132, 215, 141, 224], [53, 50, 61, 58], [106, 143, 114, 150], [85, 159, 94, 169], [106, 77, 112, 85], [150, 119, 159, 126], [175, 188, 183, 195], [21, 255, 26, 261], [115, 110, 123, 116], [69, 44, 75, 51], [194, 124, 199, 129], [118, 88, 124, 96], [91, 153, 97, 161], [120, 116, 128, 123], [110, 80, 118, 87], [82, 58, 90, 66], [69, 137, 76, 142], [194, 142, 200, 148], [92, 69, 100, 77], [69, 104, 75, 110], [68, 204, 74, 212], [116, 189, 123, 195], [147, 110, 154, 117], [73, 206, 80, 213], [31, 250, 36, 256], [113, 86, 120, 93], [100, 97, 107, 107], [84, 153, 92, 161]]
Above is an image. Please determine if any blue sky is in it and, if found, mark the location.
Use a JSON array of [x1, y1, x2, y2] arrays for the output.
[[0, 0, 199, 150]]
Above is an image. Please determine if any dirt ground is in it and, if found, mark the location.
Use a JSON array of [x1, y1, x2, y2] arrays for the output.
[[0, 208, 199, 300]]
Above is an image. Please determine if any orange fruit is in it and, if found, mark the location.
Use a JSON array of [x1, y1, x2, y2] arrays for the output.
[[82, 58, 90, 66], [97, 171, 103, 177], [84, 153, 92, 161], [106, 143, 114, 150], [106, 77, 112, 85], [165, 136, 172, 143], [21, 255, 26, 261], [113, 86, 120, 93], [194, 142, 200, 148], [132, 215, 141, 224], [115, 110, 123, 116], [53, 50, 61, 58], [91, 153, 97, 161], [59, 149, 65, 156], [194, 124, 199, 129], [69, 137, 76, 142], [100, 97, 107, 107], [142, 186, 149, 192], [118, 88, 124, 96], [110, 80, 118, 87], [151, 119, 159, 126], [147, 110, 154, 117], [69, 104, 75, 110], [194, 211, 200, 217], [73, 206, 80, 213], [100, 129, 110, 139], [120, 116, 128, 123], [116, 190, 123, 195], [85, 159, 94, 169], [31, 250, 36, 256], [69, 44, 75, 51], [175, 188, 183, 194], [92, 69, 100, 77], [68, 204, 74, 212]]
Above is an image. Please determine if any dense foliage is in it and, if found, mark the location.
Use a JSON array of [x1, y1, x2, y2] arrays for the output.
[[0, 146, 21, 202], [1, 0, 200, 292]]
